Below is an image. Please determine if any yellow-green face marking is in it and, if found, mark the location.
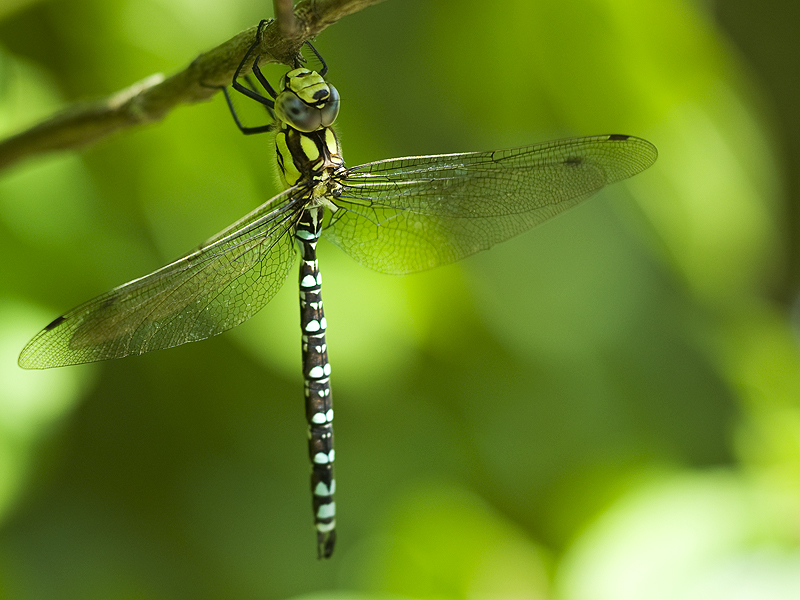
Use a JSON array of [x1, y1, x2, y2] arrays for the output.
[[283, 68, 329, 104]]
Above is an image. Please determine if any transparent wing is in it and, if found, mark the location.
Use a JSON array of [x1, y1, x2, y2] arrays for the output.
[[19, 187, 306, 369], [324, 134, 657, 274]]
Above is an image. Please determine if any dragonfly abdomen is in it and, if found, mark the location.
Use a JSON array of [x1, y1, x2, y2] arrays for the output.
[[296, 206, 336, 559]]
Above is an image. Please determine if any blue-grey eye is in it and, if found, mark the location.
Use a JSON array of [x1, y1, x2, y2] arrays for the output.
[[320, 85, 340, 127], [275, 92, 321, 132]]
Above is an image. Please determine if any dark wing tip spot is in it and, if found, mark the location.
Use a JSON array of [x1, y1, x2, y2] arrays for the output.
[[45, 315, 67, 331], [564, 157, 583, 166], [607, 134, 630, 141]]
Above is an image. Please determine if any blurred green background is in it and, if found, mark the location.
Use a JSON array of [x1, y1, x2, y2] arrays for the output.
[[1, 0, 799, 598]]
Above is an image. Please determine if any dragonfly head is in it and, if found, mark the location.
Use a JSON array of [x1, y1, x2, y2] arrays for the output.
[[275, 68, 340, 133]]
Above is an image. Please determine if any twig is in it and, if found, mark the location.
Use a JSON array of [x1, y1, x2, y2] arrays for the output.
[[0, 0, 384, 174], [275, 0, 299, 38]]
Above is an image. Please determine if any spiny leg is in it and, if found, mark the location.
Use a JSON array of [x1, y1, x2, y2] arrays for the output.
[[223, 20, 331, 135], [221, 19, 277, 135]]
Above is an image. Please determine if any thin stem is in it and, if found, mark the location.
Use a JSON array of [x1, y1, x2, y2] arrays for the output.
[[275, 0, 299, 39], [0, 0, 384, 173]]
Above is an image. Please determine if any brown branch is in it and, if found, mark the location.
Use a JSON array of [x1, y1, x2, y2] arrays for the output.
[[274, 0, 299, 38], [0, 0, 384, 174]]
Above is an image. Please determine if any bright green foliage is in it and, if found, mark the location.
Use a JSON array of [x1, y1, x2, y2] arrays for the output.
[[1, 0, 798, 598]]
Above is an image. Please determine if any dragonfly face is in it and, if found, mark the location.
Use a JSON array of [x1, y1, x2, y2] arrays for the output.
[[19, 18, 657, 560], [274, 68, 340, 132]]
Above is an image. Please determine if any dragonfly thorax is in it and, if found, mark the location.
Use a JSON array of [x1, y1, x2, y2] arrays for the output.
[[275, 68, 340, 133], [275, 125, 344, 188]]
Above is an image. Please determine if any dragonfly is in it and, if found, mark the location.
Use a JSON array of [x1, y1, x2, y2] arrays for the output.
[[18, 19, 657, 559]]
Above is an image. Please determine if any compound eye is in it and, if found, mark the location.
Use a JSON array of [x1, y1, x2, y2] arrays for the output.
[[319, 84, 340, 127], [275, 92, 321, 132]]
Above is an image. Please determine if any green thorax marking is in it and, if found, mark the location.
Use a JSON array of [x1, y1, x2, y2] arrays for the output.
[[276, 126, 343, 189]]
